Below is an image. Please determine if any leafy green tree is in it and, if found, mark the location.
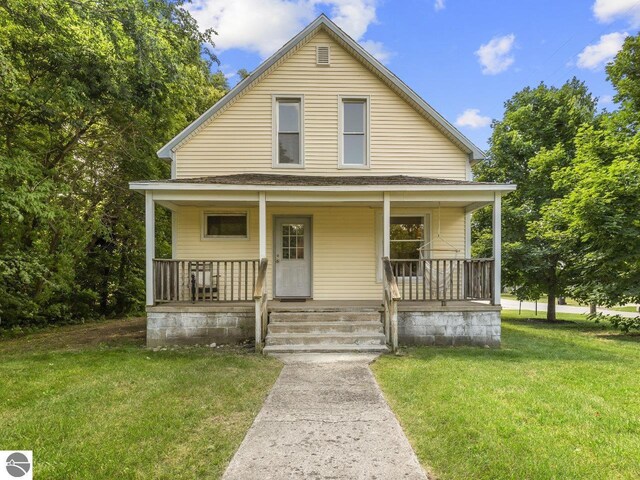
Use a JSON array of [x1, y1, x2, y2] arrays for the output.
[[473, 79, 597, 320], [237, 68, 251, 80], [0, 0, 227, 327], [536, 36, 640, 314]]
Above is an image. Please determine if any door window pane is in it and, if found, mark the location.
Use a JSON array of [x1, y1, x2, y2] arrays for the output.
[[282, 223, 304, 259]]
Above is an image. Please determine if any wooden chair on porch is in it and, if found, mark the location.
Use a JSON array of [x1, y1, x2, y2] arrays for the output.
[[188, 262, 219, 302]]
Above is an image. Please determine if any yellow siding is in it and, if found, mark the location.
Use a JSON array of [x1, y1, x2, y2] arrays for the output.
[[175, 30, 469, 179], [174, 205, 465, 300]]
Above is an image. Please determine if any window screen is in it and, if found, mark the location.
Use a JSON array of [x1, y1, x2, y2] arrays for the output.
[[205, 214, 248, 237]]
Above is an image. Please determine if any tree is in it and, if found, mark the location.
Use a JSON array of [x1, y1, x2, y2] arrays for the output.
[[237, 68, 251, 80], [473, 79, 597, 321], [0, 0, 227, 327], [535, 36, 640, 313]]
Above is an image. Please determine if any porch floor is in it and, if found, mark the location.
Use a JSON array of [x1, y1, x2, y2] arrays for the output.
[[147, 299, 499, 313]]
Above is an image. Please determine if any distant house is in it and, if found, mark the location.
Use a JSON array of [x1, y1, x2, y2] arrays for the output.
[[130, 15, 515, 352]]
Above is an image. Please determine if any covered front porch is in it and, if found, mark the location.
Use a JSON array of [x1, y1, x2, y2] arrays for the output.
[[131, 174, 515, 351]]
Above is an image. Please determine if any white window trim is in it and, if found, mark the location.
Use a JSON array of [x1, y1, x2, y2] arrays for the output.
[[375, 212, 432, 282], [202, 211, 250, 241], [272, 94, 305, 169], [338, 95, 370, 169]]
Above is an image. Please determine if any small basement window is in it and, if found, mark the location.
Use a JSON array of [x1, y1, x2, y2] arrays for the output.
[[204, 213, 248, 238]]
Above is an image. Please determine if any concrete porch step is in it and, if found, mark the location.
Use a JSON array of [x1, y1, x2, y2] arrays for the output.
[[266, 332, 386, 346], [263, 344, 389, 354], [269, 311, 382, 323], [268, 321, 384, 335]]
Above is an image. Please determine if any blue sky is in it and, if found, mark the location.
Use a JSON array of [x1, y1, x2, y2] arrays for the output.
[[187, 0, 640, 149]]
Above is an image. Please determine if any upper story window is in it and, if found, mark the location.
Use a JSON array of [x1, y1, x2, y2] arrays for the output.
[[339, 96, 369, 167], [274, 96, 303, 167]]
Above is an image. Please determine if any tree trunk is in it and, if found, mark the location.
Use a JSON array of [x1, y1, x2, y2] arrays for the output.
[[589, 303, 597, 314], [547, 290, 557, 321]]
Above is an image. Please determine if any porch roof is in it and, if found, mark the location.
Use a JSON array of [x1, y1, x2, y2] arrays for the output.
[[130, 173, 516, 192]]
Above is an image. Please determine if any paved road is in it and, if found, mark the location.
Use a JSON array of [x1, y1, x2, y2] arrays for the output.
[[222, 353, 428, 480], [500, 299, 639, 318]]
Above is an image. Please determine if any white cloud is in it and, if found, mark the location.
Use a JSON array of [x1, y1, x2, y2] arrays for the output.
[[328, 0, 377, 40], [475, 34, 516, 75], [360, 40, 393, 63], [455, 109, 492, 129], [187, 0, 383, 58], [593, 0, 640, 25], [434, 0, 445, 11], [598, 94, 614, 106], [577, 32, 628, 70]]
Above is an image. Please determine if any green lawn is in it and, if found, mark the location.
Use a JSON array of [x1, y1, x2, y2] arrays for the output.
[[610, 305, 639, 313], [0, 318, 282, 479], [373, 310, 640, 480], [501, 293, 583, 306]]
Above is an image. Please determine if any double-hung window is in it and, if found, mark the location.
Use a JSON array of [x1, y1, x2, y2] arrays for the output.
[[274, 97, 303, 166], [340, 97, 369, 167], [389, 216, 425, 275], [390, 216, 425, 259]]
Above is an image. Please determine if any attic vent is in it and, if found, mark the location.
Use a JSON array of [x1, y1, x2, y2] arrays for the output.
[[316, 45, 330, 65]]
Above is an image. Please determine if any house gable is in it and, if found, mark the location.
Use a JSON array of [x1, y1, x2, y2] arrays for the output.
[[166, 17, 483, 180]]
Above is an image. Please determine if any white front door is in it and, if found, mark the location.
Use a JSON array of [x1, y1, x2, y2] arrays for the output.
[[274, 217, 312, 297]]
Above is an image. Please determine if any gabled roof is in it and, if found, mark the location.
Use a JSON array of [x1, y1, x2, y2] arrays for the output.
[[157, 14, 486, 162]]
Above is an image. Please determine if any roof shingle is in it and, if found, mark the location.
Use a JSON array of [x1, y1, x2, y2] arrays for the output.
[[154, 173, 497, 186]]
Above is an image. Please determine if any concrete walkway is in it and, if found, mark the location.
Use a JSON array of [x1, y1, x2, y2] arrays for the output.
[[222, 353, 428, 480], [501, 299, 640, 318]]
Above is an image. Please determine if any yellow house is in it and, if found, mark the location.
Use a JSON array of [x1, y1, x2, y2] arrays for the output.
[[130, 15, 515, 353]]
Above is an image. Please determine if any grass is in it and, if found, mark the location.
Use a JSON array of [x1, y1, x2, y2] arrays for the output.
[[372, 310, 640, 480], [0, 317, 282, 479], [502, 294, 640, 313], [610, 305, 639, 313]]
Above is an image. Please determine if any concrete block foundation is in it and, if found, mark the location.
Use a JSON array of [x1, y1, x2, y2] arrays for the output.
[[398, 306, 501, 347], [146, 305, 254, 347]]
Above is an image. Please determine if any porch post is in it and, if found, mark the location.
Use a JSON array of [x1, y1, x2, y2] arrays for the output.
[[259, 191, 267, 259], [492, 192, 502, 305], [383, 192, 391, 258], [145, 191, 155, 306], [464, 212, 472, 258]]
